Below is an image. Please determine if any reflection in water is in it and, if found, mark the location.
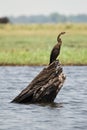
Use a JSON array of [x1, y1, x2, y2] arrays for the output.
[[0, 66, 87, 130], [37, 102, 63, 108]]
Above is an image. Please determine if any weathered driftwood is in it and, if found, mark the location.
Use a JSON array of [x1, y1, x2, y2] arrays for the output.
[[12, 60, 66, 104]]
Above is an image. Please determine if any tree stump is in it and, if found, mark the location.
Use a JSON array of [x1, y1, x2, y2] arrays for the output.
[[11, 60, 66, 104]]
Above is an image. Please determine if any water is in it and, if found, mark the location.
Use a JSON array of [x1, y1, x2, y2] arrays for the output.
[[0, 66, 87, 130]]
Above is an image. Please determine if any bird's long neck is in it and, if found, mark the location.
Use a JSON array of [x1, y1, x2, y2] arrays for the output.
[[57, 31, 65, 43], [57, 38, 62, 46]]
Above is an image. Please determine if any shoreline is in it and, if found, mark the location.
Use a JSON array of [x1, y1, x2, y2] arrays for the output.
[[0, 63, 87, 66], [0, 24, 87, 67]]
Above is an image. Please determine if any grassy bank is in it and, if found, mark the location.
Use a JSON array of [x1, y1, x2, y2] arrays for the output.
[[0, 23, 87, 66]]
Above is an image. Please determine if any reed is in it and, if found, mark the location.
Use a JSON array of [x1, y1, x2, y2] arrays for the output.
[[0, 23, 87, 65]]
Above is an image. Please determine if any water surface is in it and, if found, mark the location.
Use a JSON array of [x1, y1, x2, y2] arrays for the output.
[[0, 66, 87, 130]]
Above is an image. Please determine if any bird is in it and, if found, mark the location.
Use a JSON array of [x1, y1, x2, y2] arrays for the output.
[[49, 32, 65, 65]]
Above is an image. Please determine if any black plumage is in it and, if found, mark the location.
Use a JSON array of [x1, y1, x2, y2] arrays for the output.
[[49, 32, 65, 65]]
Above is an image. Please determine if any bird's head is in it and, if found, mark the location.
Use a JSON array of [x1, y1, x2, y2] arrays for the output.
[[57, 32, 65, 44]]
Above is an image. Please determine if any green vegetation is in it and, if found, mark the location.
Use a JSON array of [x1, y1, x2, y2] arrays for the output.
[[10, 13, 87, 23], [0, 23, 87, 66]]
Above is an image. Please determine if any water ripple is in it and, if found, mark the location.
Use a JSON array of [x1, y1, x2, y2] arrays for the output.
[[0, 66, 87, 130]]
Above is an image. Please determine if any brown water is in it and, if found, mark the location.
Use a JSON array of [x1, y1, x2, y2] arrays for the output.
[[0, 66, 87, 130]]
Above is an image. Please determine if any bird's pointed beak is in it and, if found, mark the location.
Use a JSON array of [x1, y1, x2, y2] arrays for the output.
[[61, 32, 66, 35]]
